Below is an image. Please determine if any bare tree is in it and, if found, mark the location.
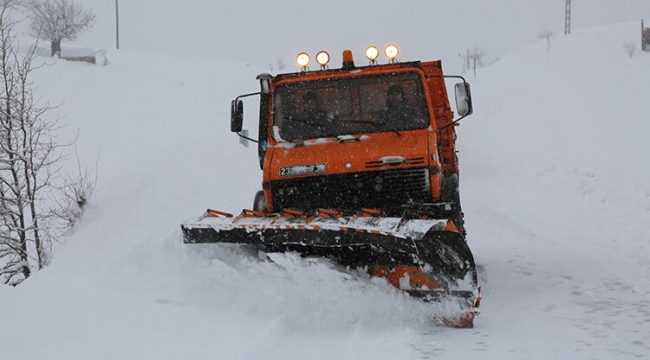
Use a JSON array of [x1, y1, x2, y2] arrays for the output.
[[460, 46, 486, 78], [0, 0, 19, 14], [26, 0, 95, 57], [53, 147, 96, 231], [269, 58, 286, 73], [538, 29, 555, 53], [0, 6, 93, 286], [0, 3, 31, 284], [623, 42, 637, 58]]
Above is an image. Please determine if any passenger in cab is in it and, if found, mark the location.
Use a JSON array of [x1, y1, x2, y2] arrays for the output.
[[378, 85, 419, 125]]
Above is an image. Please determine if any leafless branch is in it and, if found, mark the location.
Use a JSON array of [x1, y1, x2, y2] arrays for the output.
[[25, 0, 95, 57]]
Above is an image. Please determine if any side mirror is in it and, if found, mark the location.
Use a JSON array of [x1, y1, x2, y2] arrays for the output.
[[231, 99, 243, 132], [454, 82, 473, 117]]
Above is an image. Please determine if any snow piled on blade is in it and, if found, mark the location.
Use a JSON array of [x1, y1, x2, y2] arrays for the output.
[[185, 213, 448, 240]]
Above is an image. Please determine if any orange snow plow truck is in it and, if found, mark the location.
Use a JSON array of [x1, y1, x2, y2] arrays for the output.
[[181, 45, 481, 327]]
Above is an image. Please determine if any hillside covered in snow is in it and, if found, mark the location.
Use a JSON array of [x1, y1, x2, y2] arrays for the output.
[[1, 13, 649, 360]]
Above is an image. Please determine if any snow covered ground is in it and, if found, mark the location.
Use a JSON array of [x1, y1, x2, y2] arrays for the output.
[[1, 16, 649, 360]]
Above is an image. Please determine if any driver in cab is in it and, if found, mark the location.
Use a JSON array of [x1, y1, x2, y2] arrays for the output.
[[378, 85, 418, 124], [282, 91, 334, 140]]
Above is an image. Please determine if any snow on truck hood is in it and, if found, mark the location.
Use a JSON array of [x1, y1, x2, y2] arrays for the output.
[[267, 131, 432, 178]]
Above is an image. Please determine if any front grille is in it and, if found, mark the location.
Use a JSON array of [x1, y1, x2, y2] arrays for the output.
[[272, 168, 431, 214], [365, 157, 426, 169]]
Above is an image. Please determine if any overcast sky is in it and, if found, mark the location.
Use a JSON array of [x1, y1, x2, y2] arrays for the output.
[[71, 0, 649, 73]]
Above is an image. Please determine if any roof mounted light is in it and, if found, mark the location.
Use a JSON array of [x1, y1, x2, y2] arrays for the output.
[[296, 52, 310, 70], [342, 49, 355, 69], [315, 51, 330, 69], [364, 46, 379, 64], [384, 44, 399, 63]]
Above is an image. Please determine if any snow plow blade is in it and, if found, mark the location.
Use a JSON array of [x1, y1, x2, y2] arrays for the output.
[[181, 208, 480, 327]]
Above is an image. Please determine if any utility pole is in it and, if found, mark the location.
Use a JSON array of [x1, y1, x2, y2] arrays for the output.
[[564, 0, 572, 35], [115, 0, 120, 49], [643, 20, 647, 52]]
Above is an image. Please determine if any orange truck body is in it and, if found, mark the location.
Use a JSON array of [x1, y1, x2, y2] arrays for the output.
[[251, 57, 466, 219]]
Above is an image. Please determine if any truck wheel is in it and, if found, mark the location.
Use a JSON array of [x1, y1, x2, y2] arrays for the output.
[[253, 190, 267, 212]]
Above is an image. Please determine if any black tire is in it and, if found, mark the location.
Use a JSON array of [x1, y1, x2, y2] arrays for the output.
[[253, 190, 267, 212]]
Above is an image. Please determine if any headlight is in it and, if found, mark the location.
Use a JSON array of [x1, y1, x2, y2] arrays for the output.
[[384, 44, 399, 62], [316, 51, 330, 67], [296, 52, 310, 68], [364, 46, 379, 62]]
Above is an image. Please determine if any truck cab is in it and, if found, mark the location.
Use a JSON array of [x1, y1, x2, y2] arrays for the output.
[[232, 46, 472, 228]]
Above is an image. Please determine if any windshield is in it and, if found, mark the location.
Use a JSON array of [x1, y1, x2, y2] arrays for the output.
[[272, 71, 429, 141]]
